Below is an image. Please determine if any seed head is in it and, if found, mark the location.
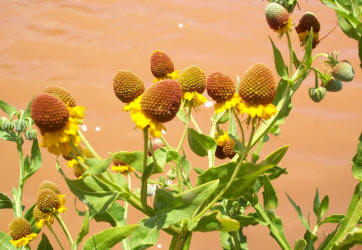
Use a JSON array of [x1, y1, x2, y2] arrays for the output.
[[150, 50, 175, 78], [38, 181, 60, 194], [141, 80, 182, 123], [239, 64, 276, 105], [222, 139, 236, 159], [295, 12, 320, 34], [265, 3, 289, 31], [207, 72, 235, 103], [178, 65, 206, 93], [215, 145, 227, 160], [31, 94, 69, 133], [331, 61, 354, 82], [113, 71, 145, 103], [43, 85, 76, 107], [9, 218, 32, 240], [37, 189, 60, 213]]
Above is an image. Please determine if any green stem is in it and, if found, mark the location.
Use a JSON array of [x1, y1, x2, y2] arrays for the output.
[[47, 224, 65, 250], [176, 162, 184, 193], [77, 130, 100, 159], [55, 214, 76, 250], [194, 123, 256, 221], [207, 117, 218, 168], [177, 105, 191, 152], [190, 114, 202, 133], [232, 108, 245, 145], [231, 231, 242, 250], [312, 53, 328, 62], [314, 71, 319, 88], [121, 175, 131, 250], [254, 203, 291, 250], [140, 128, 150, 211], [160, 135, 171, 149], [170, 231, 191, 250], [15, 142, 24, 218], [286, 31, 293, 78]]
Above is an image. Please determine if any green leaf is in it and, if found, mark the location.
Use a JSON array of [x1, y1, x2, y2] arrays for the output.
[[313, 189, 321, 219], [320, 183, 362, 250], [83, 225, 138, 250], [262, 175, 278, 212], [75, 209, 90, 246], [337, 14, 360, 40], [270, 37, 288, 78], [188, 128, 216, 157], [0, 192, 12, 209], [130, 220, 160, 250], [93, 202, 125, 227], [193, 210, 240, 232], [148, 180, 219, 229], [57, 162, 122, 214], [335, 226, 362, 250], [319, 214, 344, 225], [24, 203, 41, 234], [352, 133, 362, 181], [194, 168, 205, 175], [303, 30, 314, 67], [37, 234, 53, 250], [286, 193, 311, 231], [177, 109, 187, 124], [0, 231, 17, 250], [294, 238, 306, 250], [219, 232, 234, 250], [0, 100, 17, 116], [22, 138, 42, 182], [197, 145, 289, 199], [228, 112, 238, 139], [0, 131, 17, 142], [303, 230, 318, 250], [83, 157, 113, 176], [110, 151, 145, 172], [319, 195, 329, 219], [23, 97, 34, 119]]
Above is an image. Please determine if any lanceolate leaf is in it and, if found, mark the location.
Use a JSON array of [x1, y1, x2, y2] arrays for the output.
[[262, 175, 278, 212], [130, 220, 160, 250], [270, 37, 288, 78], [83, 157, 113, 176], [37, 234, 53, 250], [286, 194, 311, 231], [0, 192, 12, 209], [93, 202, 125, 227], [188, 128, 216, 157], [75, 209, 90, 246], [83, 225, 138, 250], [0, 100, 17, 116], [193, 210, 240, 232]]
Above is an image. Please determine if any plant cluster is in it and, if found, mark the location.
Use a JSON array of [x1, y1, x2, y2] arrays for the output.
[[0, 0, 360, 249]]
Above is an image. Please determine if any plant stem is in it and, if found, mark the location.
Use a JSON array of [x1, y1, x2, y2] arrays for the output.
[[207, 117, 218, 168], [190, 114, 202, 133], [232, 108, 245, 145], [55, 214, 75, 250], [231, 231, 241, 250], [286, 31, 293, 78], [121, 174, 131, 250], [47, 224, 65, 250], [193, 123, 256, 221], [160, 135, 171, 149], [140, 128, 149, 211], [77, 130, 100, 159], [177, 105, 191, 152], [15, 142, 24, 218]]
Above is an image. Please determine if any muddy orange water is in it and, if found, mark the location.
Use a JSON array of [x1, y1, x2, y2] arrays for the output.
[[0, 0, 361, 249]]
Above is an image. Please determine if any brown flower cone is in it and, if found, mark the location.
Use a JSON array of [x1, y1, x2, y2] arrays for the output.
[[207, 72, 235, 103], [8, 218, 32, 240], [113, 70, 145, 103], [179, 65, 206, 93], [150, 50, 175, 78], [43, 85, 76, 107]]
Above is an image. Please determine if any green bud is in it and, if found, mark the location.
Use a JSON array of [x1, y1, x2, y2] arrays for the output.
[[308, 87, 326, 103], [2, 119, 14, 131], [14, 120, 26, 132], [166, 169, 177, 180], [331, 61, 354, 82], [25, 129, 37, 140], [324, 79, 343, 92]]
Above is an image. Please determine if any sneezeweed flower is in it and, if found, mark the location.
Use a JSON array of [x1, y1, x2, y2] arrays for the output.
[[113, 70, 145, 103], [295, 12, 320, 49], [238, 64, 277, 121], [206, 72, 241, 113], [8, 217, 37, 248], [31, 94, 85, 156], [43, 85, 76, 107], [125, 79, 181, 137], [37, 189, 66, 214], [331, 61, 354, 82], [265, 2, 291, 36], [111, 158, 134, 174], [38, 180, 60, 194], [33, 205, 54, 229], [178, 65, 207, 108], [150, 50, 179, 82], [215, 132, 236, 159]]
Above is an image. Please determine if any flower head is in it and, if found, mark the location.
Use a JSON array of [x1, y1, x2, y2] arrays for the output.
[[265, 3, 291, 35], [238, 64, 277, 120], [37, 189, 61, 213], [38, 181, 60, 194], [215, 132, 236, 159], [113, 70, 145, 103], [151, 50, 175, 79], [111, 158, 133, 174], [8, 217, 37, 248], [43, 85, 76, 107], [331, 61, 354, 82], [295, 12, 320, 49], [179, 65, 207, 107], [33, 205, 54, 229]]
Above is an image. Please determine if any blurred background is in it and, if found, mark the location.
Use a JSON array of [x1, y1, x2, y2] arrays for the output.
[[0, 0, 361, 249]]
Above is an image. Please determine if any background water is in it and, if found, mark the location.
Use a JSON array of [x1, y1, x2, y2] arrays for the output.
[[0, 0, 361, 249]]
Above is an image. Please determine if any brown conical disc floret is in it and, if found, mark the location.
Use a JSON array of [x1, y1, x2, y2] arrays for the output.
[[8, 218, 32, 240], [222, 139, 236, 159], [141, 80, 182, 123], [31, 94, 69, 133], [295, 12, 320, 34], [239, 64, 276, 105], [265, 2, 289, 31], [150, 50, 175, 78], [43, 85, 76, 107], [113, 71, 145, 103], [215, 145, 227, 159], [178, 65, 206, 93], [37, 189, 60, 213], [33, 205, 48, 221], [207, 72, 235, 103], [38, 181, 60, 194]]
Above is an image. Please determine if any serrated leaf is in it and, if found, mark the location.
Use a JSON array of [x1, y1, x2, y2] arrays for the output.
[[188, 128, 216, 157], [83, 157, 113, 176], [83, 225, 138, 250], [75, 209, 90, 246], [286, 193, 311, 231], [22, 138, 42, 182], [0, 100, 17, 116], [0, 192, 12, 209], [37, 234, 53, 250], [262, 175, 278, 211]]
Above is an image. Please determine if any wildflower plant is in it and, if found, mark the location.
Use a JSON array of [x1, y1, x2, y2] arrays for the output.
[[0, 0, 361, 249]]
